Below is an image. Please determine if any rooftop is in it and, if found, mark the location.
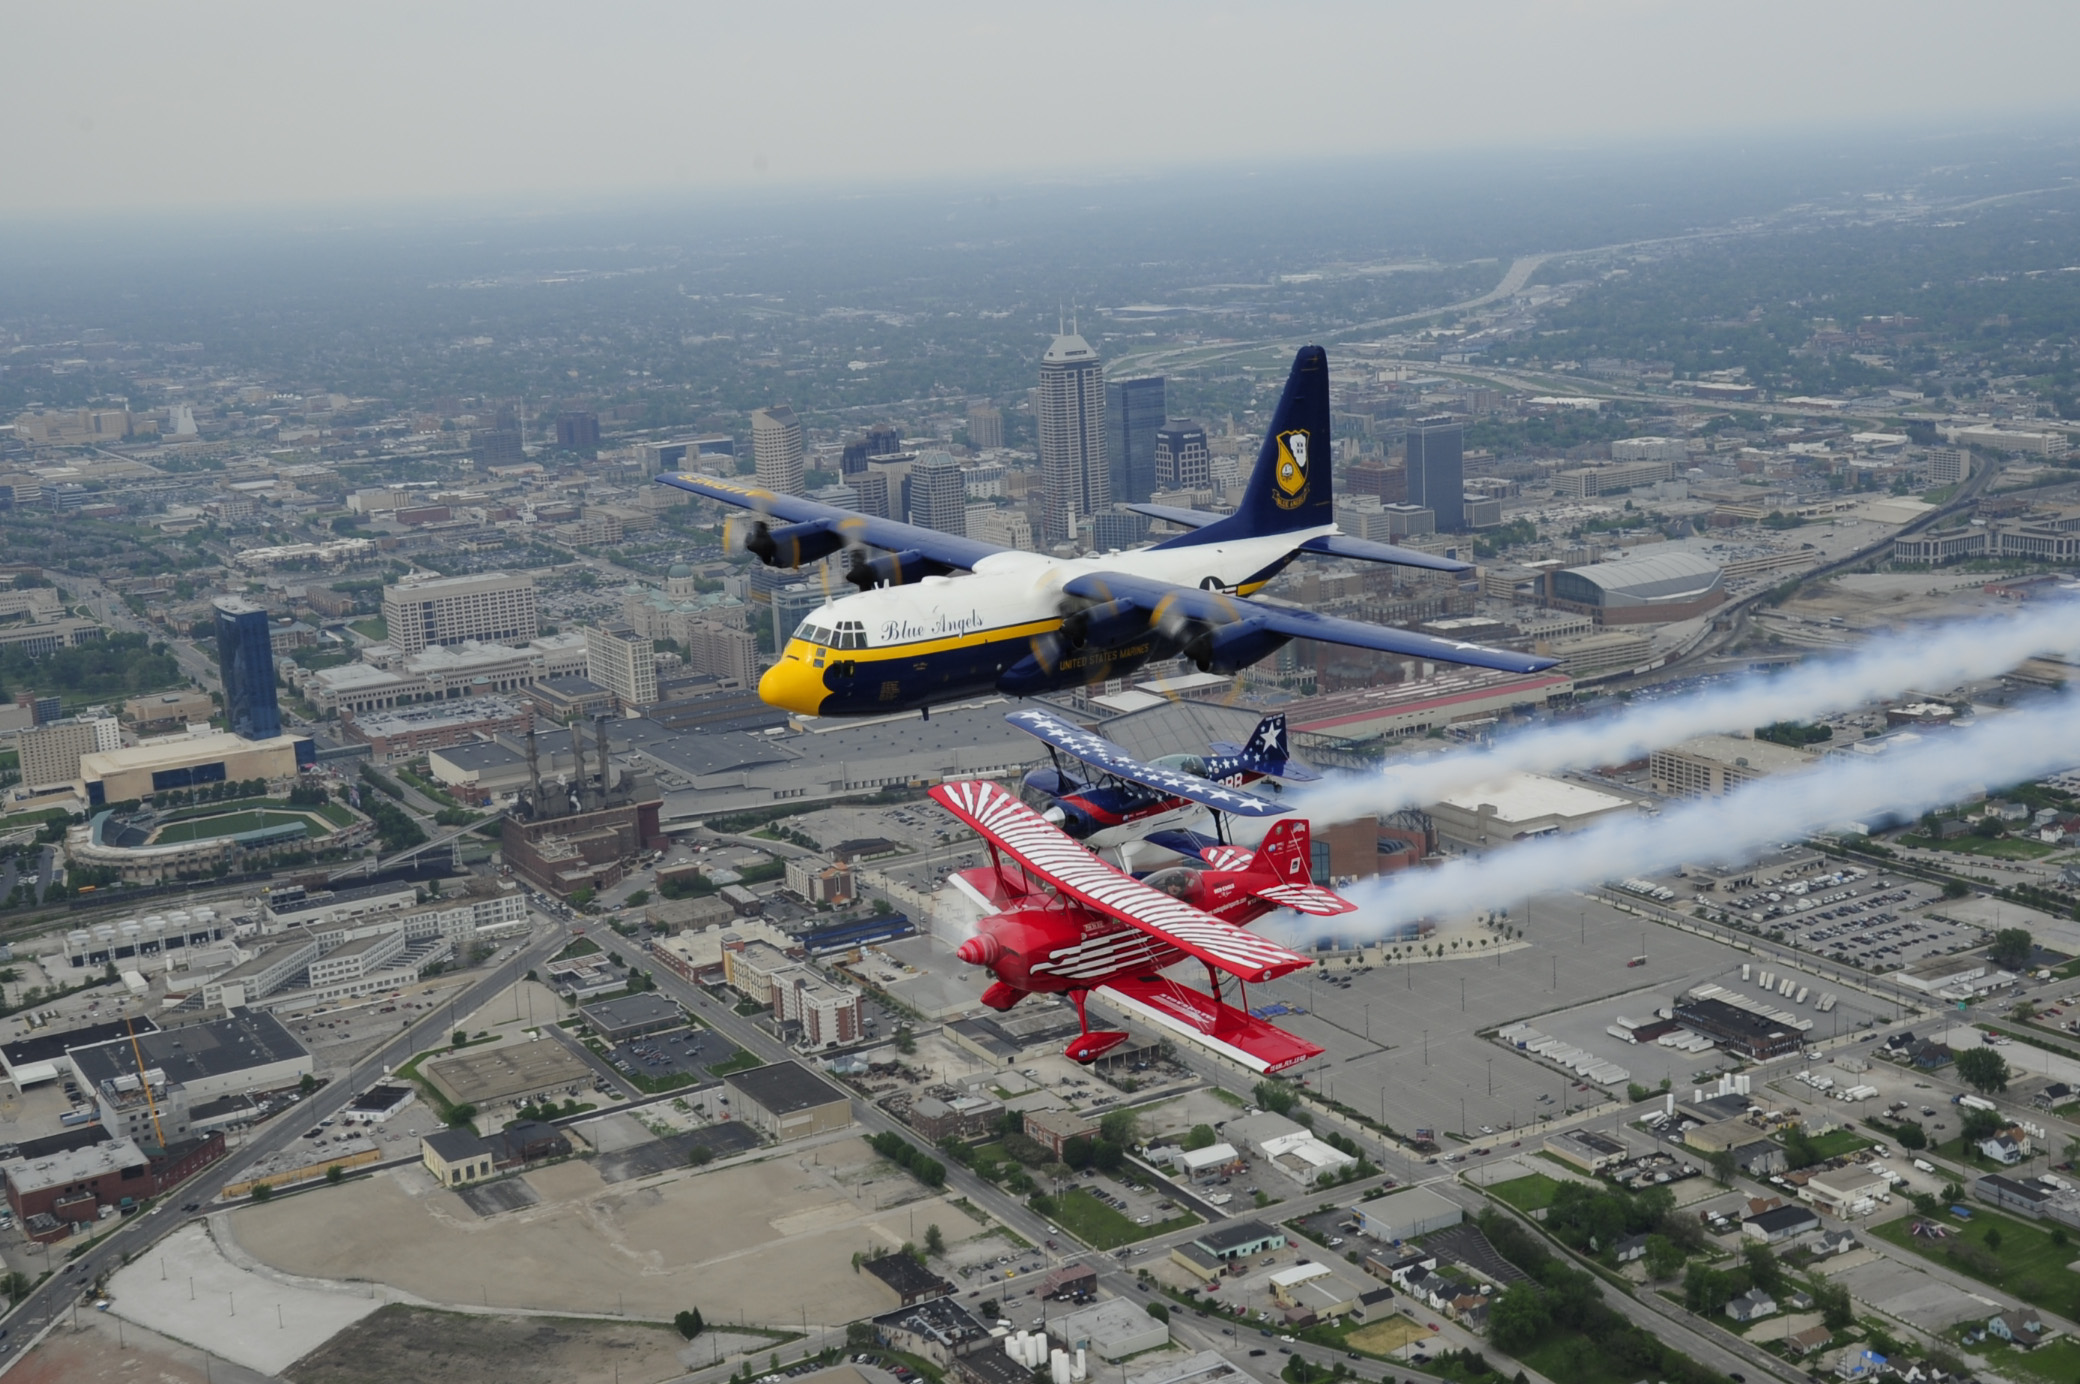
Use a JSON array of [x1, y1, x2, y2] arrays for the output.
[[2, 1016, 160, 1071], [579, 993, 684, 1031], [1435, 772, 1635, 823], [1196, 1219, 1283, 1253], [1663, 734, 1816, 773], [724, 1060, 847, 1115], [423, 1127, 493, 1162], [69, 1011, 309, 1091], [863, 1251, 952, 1301], [3, 1135, 148, 1194]]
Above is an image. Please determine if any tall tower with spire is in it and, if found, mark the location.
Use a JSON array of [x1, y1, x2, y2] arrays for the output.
[[1035, 316, 1106, 548]]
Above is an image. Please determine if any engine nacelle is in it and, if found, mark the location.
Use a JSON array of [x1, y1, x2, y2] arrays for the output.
[[845, 548, 953, 591], [1181, 617, 1290, 675], [745, 519, 846, 570], [1060, 598, 1148, 650]]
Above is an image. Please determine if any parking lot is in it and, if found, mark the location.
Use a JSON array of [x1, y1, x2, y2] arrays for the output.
[[604, 1026, 741, 1083], [1719, 870, 1979, 972]]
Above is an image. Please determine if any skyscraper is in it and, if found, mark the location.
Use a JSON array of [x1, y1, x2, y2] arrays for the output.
[[1153, 421, 1211, 489], [965, 403, 1004, 451], [213, 596, 282, 741], [908, 451, 968, 535], [586, 626, 657, 712], [840, 436, 871, 476], [1405, 415, 1465, 533], [750, 406, 805, 495], [1036, 331, 1107, 547], [865, 423, 902, 459], [1105, 376, 1164, 505], [554, 411, 600, 450], [381, 572, 539, 653]]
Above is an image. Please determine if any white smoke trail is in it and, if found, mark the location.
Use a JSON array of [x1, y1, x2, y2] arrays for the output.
[[1312, 694, 2080, 935], [1296, 594, 2080, 822]]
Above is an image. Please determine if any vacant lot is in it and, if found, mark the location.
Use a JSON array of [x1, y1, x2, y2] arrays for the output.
[[1347, 1318, 1433, 1354], [1487, 1173, 1563, 1212], [286, 1305, 693, 1384], [232, 1135, 963, 1326], [1046, 1186, 1197, 1250], [1870, 1205, 2080, 1319]]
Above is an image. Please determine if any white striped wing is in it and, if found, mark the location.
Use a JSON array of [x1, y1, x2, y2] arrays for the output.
[[931, 780, 1313, 984]]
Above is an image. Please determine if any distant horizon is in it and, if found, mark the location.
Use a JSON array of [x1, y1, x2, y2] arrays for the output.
[[6, 0, 2080, 217]]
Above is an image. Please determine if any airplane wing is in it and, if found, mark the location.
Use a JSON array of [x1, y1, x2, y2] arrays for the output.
[[654, 472, 1005, 571], [1004, 709, 1291, 819], [1062, 572, 1557, 676], [929, 780, 1314, 984], [1123, 502, 1221, 530], [1297, 533, 1472, 574], [1095, 976, 1323, 1074], [1251, 882, 1358, 917]]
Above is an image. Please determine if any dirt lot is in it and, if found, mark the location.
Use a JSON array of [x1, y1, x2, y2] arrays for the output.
[[285, 1304, 693, 1384], [1347, 1318, 1434, 1353], [230, 1133, 967, 1326], [10, 1313, 271, 1384]]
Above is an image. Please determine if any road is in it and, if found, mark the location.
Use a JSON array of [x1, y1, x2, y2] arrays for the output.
[[0, 910, 575, 1373]]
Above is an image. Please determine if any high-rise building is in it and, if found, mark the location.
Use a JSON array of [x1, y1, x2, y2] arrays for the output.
[[1092, 508, 1152, 552], [845, 470, 892, 520], [865, 423, 902, 459], [1346, 460, 1407, 504], [1405, 416, 1465, 533], [966, 403, 1004, 452], [212, 596, 283, 741], [18, 716, 119, 793], [1928, 447, 1970, 485], [471, 428, 524, 465], [750, 406, 805, 496], [555, 412, 601, 450], [1153, 421, 1211, 489], [586, 627, 657, 712], [381, 572, 539, 655], [908, 451, 968, 535], [840, 436, 871, 476], [1105, 376, 1164, 505], [1036, 331, 1107, 546]]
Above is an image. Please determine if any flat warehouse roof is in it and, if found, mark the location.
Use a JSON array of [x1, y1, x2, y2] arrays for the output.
[[422, 1038, 594, 1106], [724, 1059, 846, 1114], [4, 1017, 159, 1071], [69, 1011, 307, 1090]]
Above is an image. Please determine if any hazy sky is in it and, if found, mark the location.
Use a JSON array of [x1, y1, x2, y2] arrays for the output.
[[7, 1, 2079, 216]]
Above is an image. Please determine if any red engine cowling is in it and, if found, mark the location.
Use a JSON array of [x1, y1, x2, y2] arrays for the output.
[[952, 907, 1084, 993]]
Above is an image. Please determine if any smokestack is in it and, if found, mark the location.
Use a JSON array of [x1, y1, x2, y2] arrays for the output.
[[525, 724, 542, 814], [594, 714, 613, 806], [568, 721, 588, 814]]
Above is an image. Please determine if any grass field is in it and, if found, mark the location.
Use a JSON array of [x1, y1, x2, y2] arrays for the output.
[[1048, 1187, 1198, 1250], [1952, 1331, 2080, 1384], [1803, 1129, 1874, 1160], [151, 809, 330, 843], [350, 616, 388, 641], [1871, 1203, 2080, 1318], [1345, 1319, 1434, 1354], [1488, 1173, 1564, 1213]]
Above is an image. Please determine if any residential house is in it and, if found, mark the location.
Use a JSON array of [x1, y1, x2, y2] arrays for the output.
[[1812, 1229, 1861, 1259], [1352, 1288, 1398, 1323], [1981, 1132, 2027, 1165], [1988, 1308, 2057, 1350], [1743, 1204, 1820, 1244], [1725, 1288, 1777, 1322], [1786, 1326, 1833, 1358], [1613, 1233, 1650, 1264]]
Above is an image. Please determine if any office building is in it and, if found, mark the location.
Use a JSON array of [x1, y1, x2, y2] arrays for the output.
[[1928, 447, 1970, 486], [865, 422, 902, 458], [1036, 331, 1108, 546], [724, 1061, 853, 1142], [752, 406, 806, 495], [1405, 416, 1464, 533], [966, 403, 1004, 451], [840, 436, 871, 476], [18, 716, 120, 793], [586, 626, 658, 711], [380, 572, 539, 655], [1649, 734, 1815, 797], [212, 596, 282, 741], [846, 470, 891, 519], [1153, 421, 1210, 490], [472, 428, 524, 465], [1106, 376, 1164, 505], [1092, 509, 1151, 552], [908, 451, 968, 535], [555, 411, 601, 449]]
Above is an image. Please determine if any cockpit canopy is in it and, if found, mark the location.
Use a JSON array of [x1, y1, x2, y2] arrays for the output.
[[796, 616, 870, 650], [1150, 753, 1209, 780]]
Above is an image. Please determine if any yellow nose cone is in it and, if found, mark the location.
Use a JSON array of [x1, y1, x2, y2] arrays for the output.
[[758, 649, 828, 715]]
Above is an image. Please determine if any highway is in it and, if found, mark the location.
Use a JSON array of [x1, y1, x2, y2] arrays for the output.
[[0, 910, 576, 1374]]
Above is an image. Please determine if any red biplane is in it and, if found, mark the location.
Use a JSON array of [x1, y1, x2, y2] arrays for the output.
[[932, 779, 1354, 1074]]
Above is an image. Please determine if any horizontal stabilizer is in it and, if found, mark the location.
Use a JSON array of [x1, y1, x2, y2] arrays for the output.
[[1252, 882, 1358, 917], [1098, 976, 1323, 1074], [1124, 502, 1221, 530]]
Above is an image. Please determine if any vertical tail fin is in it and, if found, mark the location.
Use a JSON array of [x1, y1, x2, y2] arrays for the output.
[[1233, 715, 1322, 783], [1153, 345, 1332, 547], [1249, 817, 1314, 886]]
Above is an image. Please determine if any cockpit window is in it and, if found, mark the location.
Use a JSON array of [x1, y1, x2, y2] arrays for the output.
[[1152, 753, 1209, 779], [1144, 867, 1202, 901], [796, 618, 868, 650]]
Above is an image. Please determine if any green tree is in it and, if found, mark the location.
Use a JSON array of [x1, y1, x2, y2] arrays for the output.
[[1742, 1242, 1783, 1296], [1708, 1147, 1738, 1186], [689, 1145, 715, 1167], [299, 1071, 318, 1095], [1098, 1109, 1141, 1149], [1988, 928, 2034, 969], [1942, 879, 1971, 899], [325, 1164, 345, 1185], [251, 1183, 274, 1202], [1486, 1281, 1552, 1353], [676, 1309, 705, 1339], [1894, 1120, 1927, 1151], [1250, 1081, 1298, 1116], [1955, 1046, 2010, 1094], [893, 1026, 917, 1055], [1642, 1234, 1686, 1281], [1985, 1226, 2003, 1252], [451, 1028, 468, 1048], [1144, 1301, 1169, 1324], [446, 1102, 479, 1127], [1182, 1124, 1218, 1152], [1813, 1279, 1854, 1331], [924, 1223, 945, 1257]]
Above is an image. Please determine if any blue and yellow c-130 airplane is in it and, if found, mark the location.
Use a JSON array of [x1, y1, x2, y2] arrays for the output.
[[656, 345, 1556, 718]]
